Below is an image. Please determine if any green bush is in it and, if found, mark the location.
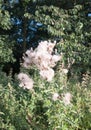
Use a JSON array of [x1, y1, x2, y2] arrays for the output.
[[0, 57, 91, 130]]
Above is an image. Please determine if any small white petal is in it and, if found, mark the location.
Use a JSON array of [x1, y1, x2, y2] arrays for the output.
[[52, 93, 59, 101]]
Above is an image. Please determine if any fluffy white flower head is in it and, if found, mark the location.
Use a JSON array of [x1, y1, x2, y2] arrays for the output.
[[39, 68, 54, 82], [23, 49, 36, 68], [62, 69, 68, 74], [36, 40, 56, 54], [63, 92, 72, 105], [52, 93, 59, 101], [22, 40, 61, 81], [18, 73, 34, 90]]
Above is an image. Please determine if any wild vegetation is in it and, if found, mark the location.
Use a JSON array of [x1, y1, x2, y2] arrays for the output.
[[0, 0, 91, 129]]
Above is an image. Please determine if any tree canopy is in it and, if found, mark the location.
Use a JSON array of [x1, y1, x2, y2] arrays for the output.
[[0, 0, 91, 73]]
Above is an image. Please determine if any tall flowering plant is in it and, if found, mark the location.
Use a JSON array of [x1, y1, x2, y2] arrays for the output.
[[18, 40, 61, 87]]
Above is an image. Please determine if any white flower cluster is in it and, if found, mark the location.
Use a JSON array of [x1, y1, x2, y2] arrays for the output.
[[63, 92, 72, 105], [52, 93, 59, 101], [23, 41, 61, 82], [18, 73, 34, 90], [52, 92, 72, 105]]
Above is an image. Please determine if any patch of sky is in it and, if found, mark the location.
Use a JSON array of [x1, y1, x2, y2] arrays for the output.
[[28, 26, 37, 32], [17, 37, 24, 43], [26, 32, 35, 42], [28, 20, 43, 31], [28, 20, 37, 31], [10, 17, 43, 44], [29, 20, 34, 26], [17, 28, 22, 35], [11, 17, 22, 25], [26, 35, 32, 42], [36, 22, 43, 27], [8, 0, 19, 4], [88, 13, 91, 17]]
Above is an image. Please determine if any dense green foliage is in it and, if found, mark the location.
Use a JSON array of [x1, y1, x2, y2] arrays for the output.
[[0, 67, 91, 130], [0, 0, 91, 129], [35, 1, 91, 69], [0, 1, 13, 63]]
